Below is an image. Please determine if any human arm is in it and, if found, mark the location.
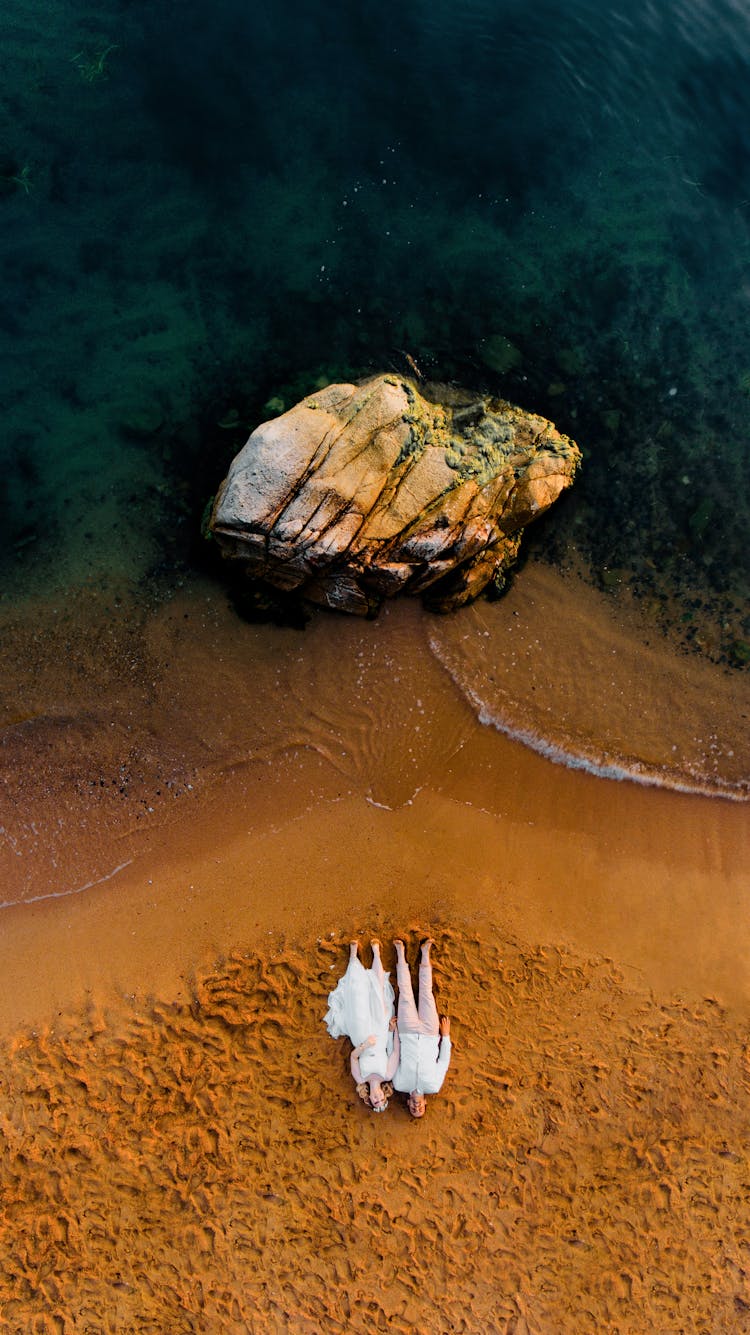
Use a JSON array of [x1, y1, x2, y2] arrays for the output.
[[349, 1035, 376, 1084], [437, 1016, 452, 1072], [384, 1027, 400, 1081], [385, 1013, 396, 1056]]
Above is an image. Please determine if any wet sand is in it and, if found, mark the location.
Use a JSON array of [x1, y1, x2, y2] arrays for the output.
[[1, 727, 749, 1034], [0, 560, 749, 1332], [2, 561, 747, 913]]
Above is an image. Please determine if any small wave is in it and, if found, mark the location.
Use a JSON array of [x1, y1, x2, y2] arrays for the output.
[[0, 859, 133, 912], [475, 701, 748, 802], [480, 704, 741, 795], [365, 785, 424, 812], [430, 646, 748, 802]]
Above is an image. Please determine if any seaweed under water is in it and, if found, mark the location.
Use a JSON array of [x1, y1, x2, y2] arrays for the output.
[[0, 0, 747, 664]]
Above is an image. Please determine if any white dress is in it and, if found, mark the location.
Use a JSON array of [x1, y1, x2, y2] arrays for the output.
[[324, 956, 396, 1080]]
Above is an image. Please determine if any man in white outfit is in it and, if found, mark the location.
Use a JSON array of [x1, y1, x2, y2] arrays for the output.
[[392, 937, 451, 1118]]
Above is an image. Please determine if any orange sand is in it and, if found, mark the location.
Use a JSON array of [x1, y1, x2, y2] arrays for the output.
[[0, 559, 748, 1331], [1, 929, 749, 1333]]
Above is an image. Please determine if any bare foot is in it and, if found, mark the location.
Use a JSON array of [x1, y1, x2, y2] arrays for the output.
[[393, 938, 405, 952], [349, 941, 359, 960], [420, 937, 434, 957]]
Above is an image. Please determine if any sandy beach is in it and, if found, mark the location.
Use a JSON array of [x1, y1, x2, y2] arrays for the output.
[[3, 926, 749, 1333], [3, 0, 750, 1327], [1, 559, 748, 1332]]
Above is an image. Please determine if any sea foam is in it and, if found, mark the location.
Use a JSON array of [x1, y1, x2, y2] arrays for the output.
[[429, 637, 749, 803]]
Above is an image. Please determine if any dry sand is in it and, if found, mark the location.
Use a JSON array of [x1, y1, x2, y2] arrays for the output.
[[0, 560, 748, 1332], [2, 928, 749, 1334]]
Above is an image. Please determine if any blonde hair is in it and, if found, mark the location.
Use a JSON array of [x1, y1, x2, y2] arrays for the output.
[[355, 1080, 394, 1107]]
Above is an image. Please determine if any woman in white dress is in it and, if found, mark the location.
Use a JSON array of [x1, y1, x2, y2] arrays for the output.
[[324, 940, 400, 1112]]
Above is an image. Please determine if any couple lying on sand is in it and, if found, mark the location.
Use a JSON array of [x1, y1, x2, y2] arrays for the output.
[[324, 938, 451, 1116]]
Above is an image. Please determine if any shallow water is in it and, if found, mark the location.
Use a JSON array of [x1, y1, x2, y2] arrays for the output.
[[2, 0, 749, 612], [0, 0, 748, 864]]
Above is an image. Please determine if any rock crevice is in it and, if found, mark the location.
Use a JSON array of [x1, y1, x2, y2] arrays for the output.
[[210, 375, 581, 615]]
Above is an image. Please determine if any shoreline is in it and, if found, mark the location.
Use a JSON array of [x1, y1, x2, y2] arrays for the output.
[[471, 698, 747, 802], [0, 741, 748, 1331], [427, 563, 749, 803], [0, 711, 748, 1039], [1, 557, 748, 1334], [0, 555, 747, 1034]]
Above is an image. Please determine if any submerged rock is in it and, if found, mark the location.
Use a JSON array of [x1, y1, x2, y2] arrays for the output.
[[209, 375, 581, 615]]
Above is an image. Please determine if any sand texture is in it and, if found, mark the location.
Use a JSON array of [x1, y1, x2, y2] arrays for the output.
[[1, 928, 749, 1334], [1, 562, 747, 917], [2, 0, 750, 1328], [0, 562, 748, 1333]]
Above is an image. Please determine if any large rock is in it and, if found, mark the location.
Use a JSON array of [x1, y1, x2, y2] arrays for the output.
[[209, 375, 581, 615]]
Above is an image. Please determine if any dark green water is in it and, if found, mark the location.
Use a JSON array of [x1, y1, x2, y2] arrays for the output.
[[1, 0, 748, 659]]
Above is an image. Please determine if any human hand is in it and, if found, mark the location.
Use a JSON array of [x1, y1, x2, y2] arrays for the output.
[[367, 1035, 376, 1047], [439, 1015, 451, 1036], [389, 1017, 397, 1031]]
